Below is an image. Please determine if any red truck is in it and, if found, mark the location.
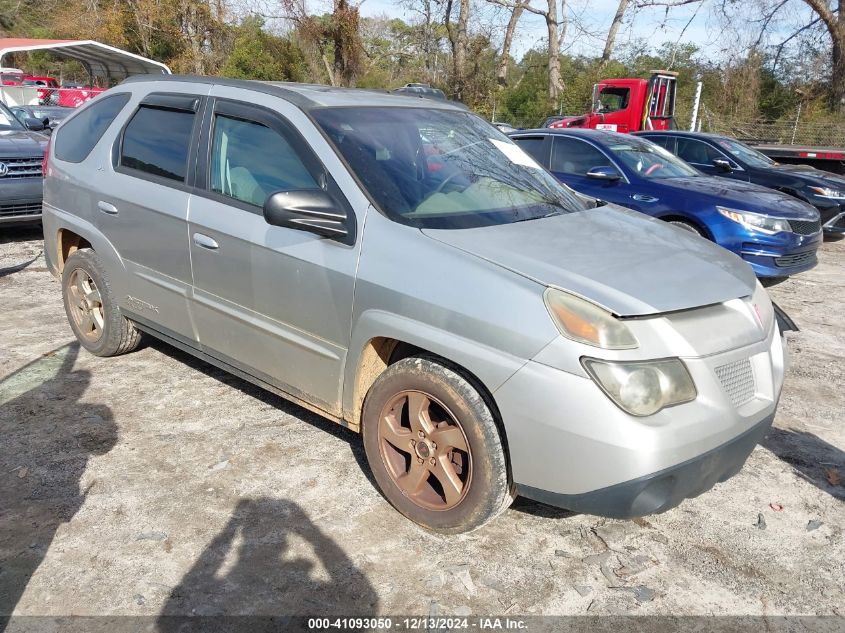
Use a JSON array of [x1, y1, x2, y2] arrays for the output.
[[23, 75, 59, 104], [550, 71, 678, 133]]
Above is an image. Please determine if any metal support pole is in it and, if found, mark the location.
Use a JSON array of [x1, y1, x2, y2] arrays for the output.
[[791, 101, 802, 145], [689, 81, 703, 131]]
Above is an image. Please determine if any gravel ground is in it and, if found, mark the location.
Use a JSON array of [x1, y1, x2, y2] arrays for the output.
[[0, 225, 843, 623]]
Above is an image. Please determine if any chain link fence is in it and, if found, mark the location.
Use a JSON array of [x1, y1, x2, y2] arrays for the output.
[[688, 110, 845, 149], [480, 101, 845, 150]]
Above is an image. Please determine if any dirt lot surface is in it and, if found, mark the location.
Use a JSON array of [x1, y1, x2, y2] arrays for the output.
[[1, 225, 843, 624]]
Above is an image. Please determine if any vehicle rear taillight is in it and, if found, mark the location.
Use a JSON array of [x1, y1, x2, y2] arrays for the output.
[[42, 136, 51, 176]]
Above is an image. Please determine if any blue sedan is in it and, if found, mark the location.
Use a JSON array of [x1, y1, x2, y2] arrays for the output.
[[509, 128, 822, 279]]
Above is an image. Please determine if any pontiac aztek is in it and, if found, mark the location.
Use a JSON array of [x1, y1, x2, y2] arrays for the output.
[[42, 77, 786, 533]]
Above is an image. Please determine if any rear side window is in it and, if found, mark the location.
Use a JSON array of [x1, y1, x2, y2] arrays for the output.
[[54, 93, 130, 163], [120, 106, 195, 182], [511, 136, 547, 167], [551, 137, 612, 175]]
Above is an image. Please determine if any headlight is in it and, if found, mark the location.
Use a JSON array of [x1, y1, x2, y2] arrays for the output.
[[809, 186, 845, 199], [544, 288, 638, 349], [582, 357, 697, 417], [717, 207, 791, 234]]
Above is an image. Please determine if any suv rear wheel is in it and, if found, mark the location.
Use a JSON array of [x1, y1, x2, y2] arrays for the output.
[[362, 355, 513, 533], [62, 249, 141, 356]]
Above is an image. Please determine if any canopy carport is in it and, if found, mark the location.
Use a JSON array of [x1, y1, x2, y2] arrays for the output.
[[0, 38, 170, 105]]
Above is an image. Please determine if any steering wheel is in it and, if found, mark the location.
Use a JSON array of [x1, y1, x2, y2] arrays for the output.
[[644, 163, 664, 176]]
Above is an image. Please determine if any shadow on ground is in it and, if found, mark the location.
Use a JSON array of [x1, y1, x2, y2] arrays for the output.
[[0, 226, 43, 245], [148, 339, 578, 524], [762, 427, 845, 501], [157, 497, 378, 629], [0, 343, 118, 628]]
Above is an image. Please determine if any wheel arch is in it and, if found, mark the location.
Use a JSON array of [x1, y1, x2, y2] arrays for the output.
[[57, 228, 93, 273], [658, 213, 714, 240], [346, 329, 518, 481]]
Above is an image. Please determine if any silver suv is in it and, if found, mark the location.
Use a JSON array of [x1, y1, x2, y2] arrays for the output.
[[43, 77, 786, 533]]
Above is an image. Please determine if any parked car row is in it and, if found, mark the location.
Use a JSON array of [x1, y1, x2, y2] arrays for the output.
[[508, 128, 824, 279], [38, 76, 793, 533]]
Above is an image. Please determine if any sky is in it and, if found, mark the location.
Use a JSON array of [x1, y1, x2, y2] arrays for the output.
[[356, 0, 719, 61]]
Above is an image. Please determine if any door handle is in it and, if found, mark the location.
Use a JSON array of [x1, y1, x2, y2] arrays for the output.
[[192, 233, 219, 250], [97, 201, 119, 215], [631, 194, 658, 203]]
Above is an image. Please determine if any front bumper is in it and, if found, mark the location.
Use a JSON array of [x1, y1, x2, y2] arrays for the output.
[[495, 321, 785, 517], [519, 412, 773, 518], [0, 178, 43, 225]]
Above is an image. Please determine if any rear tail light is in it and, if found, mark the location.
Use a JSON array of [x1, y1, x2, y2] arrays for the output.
[[42, 136, 51, 175]]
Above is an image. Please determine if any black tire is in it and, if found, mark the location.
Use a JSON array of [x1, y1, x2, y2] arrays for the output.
[[667, 219, 705, 237], [62, 248, 141, 357], [362, 355, 513, 533]]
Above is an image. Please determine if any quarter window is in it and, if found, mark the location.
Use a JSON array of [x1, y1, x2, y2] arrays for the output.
[[120, 106, 195, 182], [551, 137, 613, 176], [209, 114, 317, 207], [642, 135, 675, 152], [54, 93, 130, 163]]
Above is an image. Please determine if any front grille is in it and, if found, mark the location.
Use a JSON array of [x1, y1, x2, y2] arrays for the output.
[[790, 219, 821, 235], [715, 358, 755, 408], [0, 157, 43, 179], [774, 251, 817, 268], [0, 202, 42, 217]]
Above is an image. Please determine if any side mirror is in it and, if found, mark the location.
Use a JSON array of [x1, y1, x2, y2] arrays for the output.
[[713, 158, 733, 173], [24, 117, 46, 131], [586, 166, 622, 181], [263, 189, 350, 242]]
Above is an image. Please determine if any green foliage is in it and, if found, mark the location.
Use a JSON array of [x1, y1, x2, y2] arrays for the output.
[[221, 16, 306, 82]]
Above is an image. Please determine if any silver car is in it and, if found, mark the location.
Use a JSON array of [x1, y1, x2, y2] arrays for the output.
[[42, 77, 786, 533]]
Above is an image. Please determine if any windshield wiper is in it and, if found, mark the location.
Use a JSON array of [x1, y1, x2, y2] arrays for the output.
[[512, 210, 563, 223]]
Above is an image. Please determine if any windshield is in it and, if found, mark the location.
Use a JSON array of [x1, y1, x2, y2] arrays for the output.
[[713, 137, 776, 168], [608, 138, 700, 179], [312, 107, 586, 229], [0, 102, 25, 131]]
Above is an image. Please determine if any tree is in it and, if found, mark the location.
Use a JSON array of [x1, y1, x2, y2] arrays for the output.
[[496, 0, 527, 86], [798, 0, 845, 112], [601, 0, 630, 65], [444, 0, 471, 99], [221, 16, 305, 81], [488, 0, 565, 101], [281, 0, 363, 86]]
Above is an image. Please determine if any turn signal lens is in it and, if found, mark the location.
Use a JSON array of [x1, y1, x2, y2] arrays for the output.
[[544, 288, 638, 349]]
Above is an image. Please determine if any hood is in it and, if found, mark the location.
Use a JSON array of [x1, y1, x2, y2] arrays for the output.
[[655, 176, 818, 219], [422, 205, 757, 317], [0, 129, 48, 156], [771, 163, 845, 188]]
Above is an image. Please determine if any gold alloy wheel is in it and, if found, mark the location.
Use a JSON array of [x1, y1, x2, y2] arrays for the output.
[[377, 390, 472, 511], [67, 268, 105, 342]]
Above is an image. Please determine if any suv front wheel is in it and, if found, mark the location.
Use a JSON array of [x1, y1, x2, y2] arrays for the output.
[[362, 355, 513, 533], [62, 248, 141, 356]]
